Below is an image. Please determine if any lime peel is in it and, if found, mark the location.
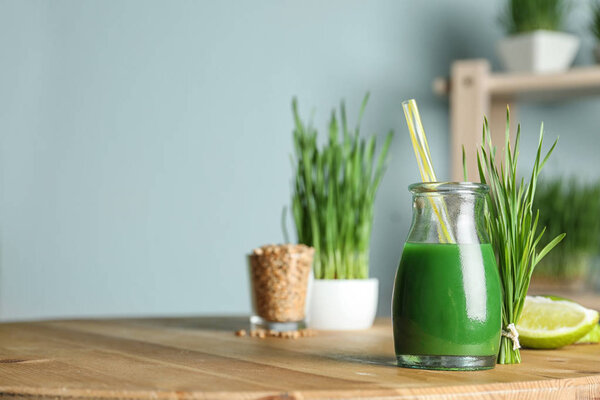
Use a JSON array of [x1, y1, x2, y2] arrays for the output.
[[517, 296, 599, 349], [576, 324, 600, 344]]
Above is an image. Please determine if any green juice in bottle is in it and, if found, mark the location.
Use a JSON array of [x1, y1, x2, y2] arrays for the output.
[[393, 242, 501, 359]]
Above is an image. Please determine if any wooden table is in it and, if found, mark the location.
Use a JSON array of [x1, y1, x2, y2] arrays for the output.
[[1, 311, 599, 399]]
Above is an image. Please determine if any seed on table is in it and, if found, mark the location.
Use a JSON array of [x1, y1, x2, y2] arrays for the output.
[[236, 328, 317, 339]]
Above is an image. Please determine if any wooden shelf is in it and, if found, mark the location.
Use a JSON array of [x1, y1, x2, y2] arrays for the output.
[[435, 65, 600, 100], [433, 60, 600, 181]]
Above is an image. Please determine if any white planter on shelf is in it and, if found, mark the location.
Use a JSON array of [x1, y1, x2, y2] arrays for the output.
[[497, 30, 579, 73], [307, 278, 378, 330]]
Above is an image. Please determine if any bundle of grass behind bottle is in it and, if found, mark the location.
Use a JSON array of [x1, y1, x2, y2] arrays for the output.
[[593, 0, 600, 40], [290, 94, 393, 279], [591, 0, 600, 61], [533, 178, 600, 281], [473, 110, 565, 364]]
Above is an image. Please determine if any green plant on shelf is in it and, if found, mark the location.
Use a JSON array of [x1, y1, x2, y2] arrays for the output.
[[533, 178, 600, 281], [500, 0, 569, 34], [289, 94, 393, 280]]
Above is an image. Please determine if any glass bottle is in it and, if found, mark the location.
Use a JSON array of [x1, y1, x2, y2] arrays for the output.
[[392, 182, 501, 370]]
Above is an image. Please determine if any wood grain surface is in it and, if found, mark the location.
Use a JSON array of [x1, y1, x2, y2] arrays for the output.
[[1, 295, 599, 399]]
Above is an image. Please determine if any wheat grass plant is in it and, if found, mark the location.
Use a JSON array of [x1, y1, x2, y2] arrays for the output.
[[290, 94, 393, 280], [472, 109, 565, 364]]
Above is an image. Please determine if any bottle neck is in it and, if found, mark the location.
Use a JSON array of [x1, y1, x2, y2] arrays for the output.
[[406, 192, 489, 245]]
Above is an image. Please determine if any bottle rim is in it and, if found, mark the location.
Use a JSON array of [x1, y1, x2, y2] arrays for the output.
[[408, 181, 489, 194]]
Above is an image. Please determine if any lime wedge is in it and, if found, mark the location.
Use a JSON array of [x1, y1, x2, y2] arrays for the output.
[[576, 324, 600, 344], [517, 296, 599, 349]]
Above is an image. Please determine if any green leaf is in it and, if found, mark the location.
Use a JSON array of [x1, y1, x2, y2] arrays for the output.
[[535, 233, 566, 266], [462, 145, 468, 182]]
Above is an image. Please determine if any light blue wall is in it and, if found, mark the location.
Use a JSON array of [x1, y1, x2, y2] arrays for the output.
[[1, 0, 598, 320]]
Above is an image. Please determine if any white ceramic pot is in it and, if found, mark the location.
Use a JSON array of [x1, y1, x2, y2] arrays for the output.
[[307, 278, 378, 330], [497, 30, 579, 73]]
